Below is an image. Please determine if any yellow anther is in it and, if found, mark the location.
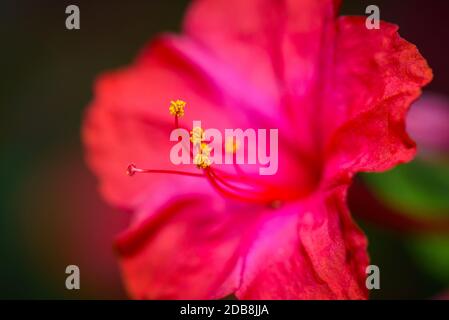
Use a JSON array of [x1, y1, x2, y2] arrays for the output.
[[190, 127, 205, 145], [225, 137, 240, 154], [169, 99, 186, 117], [194, 153, 211, 169], [200, 143, 211, 156]]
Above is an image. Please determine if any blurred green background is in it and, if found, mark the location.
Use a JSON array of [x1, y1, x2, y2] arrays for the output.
[[0, 0, 448, 299]]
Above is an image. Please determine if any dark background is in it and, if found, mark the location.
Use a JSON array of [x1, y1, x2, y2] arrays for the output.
[[0, 0, 448, 299]]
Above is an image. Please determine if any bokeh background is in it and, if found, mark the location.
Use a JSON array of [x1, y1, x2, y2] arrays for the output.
[[1, 0, 448, 299]]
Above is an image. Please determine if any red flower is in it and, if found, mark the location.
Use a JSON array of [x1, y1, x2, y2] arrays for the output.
[[83, 0, 432, 299]]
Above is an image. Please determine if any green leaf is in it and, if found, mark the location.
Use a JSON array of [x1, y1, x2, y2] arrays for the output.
[[408, 236, 449, 285], [362, 157, 449, 285], [362, 158, 449, 218]]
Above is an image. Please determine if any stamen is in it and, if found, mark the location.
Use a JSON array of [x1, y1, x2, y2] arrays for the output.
[[204, 169, 264, 203], [169, 99, 186, 118], [211, 167, 303, 202], [125, 100, 302, 206], [209, 169, 263, 195], [194, 153, 211, 169], [225, 137, 239, 154], [200, 143, 211, 156], [169, 100, 186, 128], [190, 126, 205, 145]]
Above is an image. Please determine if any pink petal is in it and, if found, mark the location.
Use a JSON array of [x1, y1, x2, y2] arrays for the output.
[[116, 185, 368, 299], [115, 188, 258, 299], [408, 92, 449, 155], [82, 0, 432, 301], [83, 35, 316, 211], [237, 186, 368, 299], [185, 0, 342, 152], [82, 37, 246, 210], [324, 17, 433, 179]]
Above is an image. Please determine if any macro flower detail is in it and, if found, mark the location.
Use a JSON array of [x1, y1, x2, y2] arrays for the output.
[[193, 142, 212, 169], [190, 126, 205, 146], [193, 153, 211, 169], [225, 137, 239, 154], [83, 0, 432, 300], [169, 99, 186, 118]]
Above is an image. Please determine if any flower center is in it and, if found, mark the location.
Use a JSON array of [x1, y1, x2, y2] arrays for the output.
[[127, 100, 305, 205]]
